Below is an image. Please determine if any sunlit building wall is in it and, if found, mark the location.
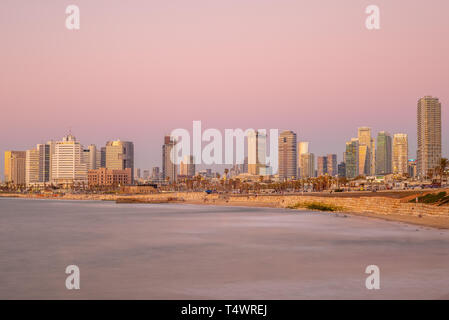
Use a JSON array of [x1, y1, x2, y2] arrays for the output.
[[392, 134, 408, 175], [417, 96, 441, 177]]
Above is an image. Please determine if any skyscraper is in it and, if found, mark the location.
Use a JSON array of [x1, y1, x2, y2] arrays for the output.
[[338, 162, 346, 178], [4, 151, 26, 185], [25, 144, 51, 186], [38, 144, 51, 183], [297, 141, 309, 178], [278, 131, 297, 180], [46, 140, 56, 182], [180, 155, 195, 177], [392, 134, 408, 175], [100, 147, 106, 168], [298, 142, 309, 155], [327, 154, 337, 177], [162, 136, 177, 182], [357, 127, 374, 176], [52, 134, 87, 184], [82, 145, 100, 171], [300, 153, 315, 178], [105, 140, 134, 182], [408, 159, 417, 178], [417, 96, 442, 177], [26, 148, 40, 186], [247, 130, 267, 175], [345, 138, 359, 179], [375, 132, 392, 175], [317, 156, 327, 176]]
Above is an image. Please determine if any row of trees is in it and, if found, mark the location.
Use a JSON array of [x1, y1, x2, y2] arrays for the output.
[[2, 158, 448, 193]]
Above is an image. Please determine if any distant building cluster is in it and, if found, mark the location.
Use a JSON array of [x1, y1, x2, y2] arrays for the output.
[[4, 134, 134, 188], [158, 96, 443, 183], [2, 96, 444, 188]]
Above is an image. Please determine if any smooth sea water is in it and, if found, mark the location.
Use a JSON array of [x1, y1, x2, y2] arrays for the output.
[[0, 198, 448, 299]]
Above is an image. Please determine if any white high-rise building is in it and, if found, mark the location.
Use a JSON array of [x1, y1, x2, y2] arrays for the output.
[[51, 134, 87, 184], [297, 141, 309, 178], [25, 148, 40, 186], [247, 130, 267, 175], [162, 136, 177, 182], [393, 134, 408, 175]]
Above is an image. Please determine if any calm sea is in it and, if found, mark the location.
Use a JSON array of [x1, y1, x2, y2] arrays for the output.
[[0, 198, 448, 299]]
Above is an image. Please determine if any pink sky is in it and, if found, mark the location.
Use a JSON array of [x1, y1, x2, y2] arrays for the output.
[[1, 0, 448, 174]]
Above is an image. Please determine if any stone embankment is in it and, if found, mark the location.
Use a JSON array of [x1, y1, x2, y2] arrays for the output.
[[2, 190, 449, 228], [170, 192, 449, 218]]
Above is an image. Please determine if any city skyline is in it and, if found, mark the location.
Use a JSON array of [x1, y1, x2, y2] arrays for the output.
[[1, 111, 445, 182]]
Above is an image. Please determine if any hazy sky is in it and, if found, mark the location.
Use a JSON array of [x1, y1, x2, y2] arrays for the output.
[[1, 0, 448, 176]]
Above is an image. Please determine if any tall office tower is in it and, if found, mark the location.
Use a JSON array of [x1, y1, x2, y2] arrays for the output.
[[375, 131, 392, 175], [82, 145, 101, 170], [162, 136, 177, 182], [317, 156, 328, 176], [327, 154, 337, 176], [37, 144, 50, 183], [297, 141, 309, 177], [82, 144, 98, 170], [247, 130, 267, 175], [408, 159, 417, 178], [46, 140, 56, 182], [151, 167, 160, 180], [298, 142, 309, 155], [417, 96, 442, 177], [392, 134, 408, 175], [345, 138, 359, 179], [278, 131, 297, 180], [95, 149, 101, 169], [26, 148, 40, 186], [100, 147, 106, 168], [105, 140, 134, 183], [370, 138, 376, 175], [4, 151, 26, 185], [337, 162, 346, 178], [300, 153, 315, 178], [357, 127, 373, 176], [52, 134, 87, 184], [180, 155, 195, 177]]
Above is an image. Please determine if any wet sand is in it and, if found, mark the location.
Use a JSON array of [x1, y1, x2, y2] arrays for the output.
[[1, 198, 448, 299]]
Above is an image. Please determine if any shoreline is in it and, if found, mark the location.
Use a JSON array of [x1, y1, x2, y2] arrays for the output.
[[1, 192, 449, 230]]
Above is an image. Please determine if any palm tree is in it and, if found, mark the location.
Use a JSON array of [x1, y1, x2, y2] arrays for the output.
[[437, 158, 448, 183]]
